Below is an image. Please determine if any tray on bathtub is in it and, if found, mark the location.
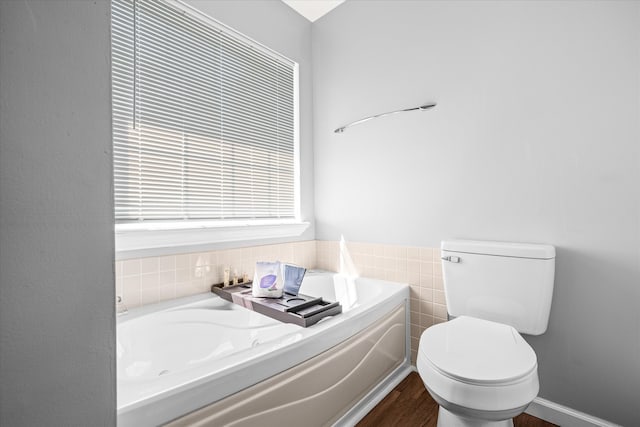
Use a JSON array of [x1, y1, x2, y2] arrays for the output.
[[211, 283, 342, 327]]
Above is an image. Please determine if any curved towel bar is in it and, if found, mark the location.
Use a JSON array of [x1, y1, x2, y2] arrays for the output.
[[334, 102, 436, 133]]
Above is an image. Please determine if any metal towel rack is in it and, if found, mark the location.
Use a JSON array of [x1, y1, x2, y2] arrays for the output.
[[334, 102, 436, 133]]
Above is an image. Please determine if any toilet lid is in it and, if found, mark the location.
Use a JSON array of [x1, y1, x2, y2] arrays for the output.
[[419, 316, 537, 385]]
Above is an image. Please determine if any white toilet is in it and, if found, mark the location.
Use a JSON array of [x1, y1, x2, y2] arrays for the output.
[[417, 240, 555, 427]]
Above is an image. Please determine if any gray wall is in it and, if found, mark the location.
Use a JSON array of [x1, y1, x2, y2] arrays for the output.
[[313, 1, 640, 425], [0, 1, 115, 426], [185, 0, 316, 245]]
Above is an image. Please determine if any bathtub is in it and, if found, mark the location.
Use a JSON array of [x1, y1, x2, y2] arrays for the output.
[[117, 271, 410, 426]]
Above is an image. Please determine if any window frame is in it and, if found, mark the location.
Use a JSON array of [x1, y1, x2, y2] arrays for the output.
[[112, 0, 307, 258]]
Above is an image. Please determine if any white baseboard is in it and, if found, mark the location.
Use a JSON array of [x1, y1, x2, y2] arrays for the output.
[[526, 397, 621, 427]]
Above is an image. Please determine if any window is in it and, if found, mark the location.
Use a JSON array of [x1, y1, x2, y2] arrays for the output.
[[111, 0, 305, 256]]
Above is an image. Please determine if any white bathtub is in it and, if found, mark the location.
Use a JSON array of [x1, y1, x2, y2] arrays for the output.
[[117, 272, 410, 426]]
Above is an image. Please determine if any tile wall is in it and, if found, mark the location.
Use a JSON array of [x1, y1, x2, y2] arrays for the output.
[[315, 241, 447, 364], [116, 239, 446, 364], [115, 241, 316, 309]]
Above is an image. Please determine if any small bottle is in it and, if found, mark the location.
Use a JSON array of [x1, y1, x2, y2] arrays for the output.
[[232, 269, 239, 285], [223, 267, 230, 287]]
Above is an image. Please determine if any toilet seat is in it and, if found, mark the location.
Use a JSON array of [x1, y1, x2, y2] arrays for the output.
[[420, 316, 537, 385], [417, 316, 539, 413]]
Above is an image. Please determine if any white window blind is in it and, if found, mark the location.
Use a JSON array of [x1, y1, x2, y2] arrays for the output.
[[111, 0, 297, 224]]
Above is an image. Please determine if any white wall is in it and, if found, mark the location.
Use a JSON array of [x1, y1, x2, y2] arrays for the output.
[[313, 1, 640, 425], [0, 1, 115, 425]]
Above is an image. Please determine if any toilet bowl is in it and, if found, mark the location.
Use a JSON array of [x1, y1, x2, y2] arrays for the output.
[[417, 316, 539, 427]]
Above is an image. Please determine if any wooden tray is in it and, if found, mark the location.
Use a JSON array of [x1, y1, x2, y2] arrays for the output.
[[211, 282, 342, 327]]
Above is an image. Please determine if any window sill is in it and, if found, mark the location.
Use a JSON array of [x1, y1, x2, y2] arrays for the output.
[[115, 220, 310, 260]]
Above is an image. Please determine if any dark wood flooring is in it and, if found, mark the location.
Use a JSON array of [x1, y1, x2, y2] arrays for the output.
[[357, 372, 557, 427]]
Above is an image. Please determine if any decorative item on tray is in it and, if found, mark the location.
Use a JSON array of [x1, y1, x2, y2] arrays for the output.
[[211, 262, 340, 327]]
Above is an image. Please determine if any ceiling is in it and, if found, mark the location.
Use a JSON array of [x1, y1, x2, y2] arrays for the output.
[[281, 0, 346, 22]]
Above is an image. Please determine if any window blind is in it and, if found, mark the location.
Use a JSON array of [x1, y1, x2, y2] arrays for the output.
[[111, 0, 297, 223]]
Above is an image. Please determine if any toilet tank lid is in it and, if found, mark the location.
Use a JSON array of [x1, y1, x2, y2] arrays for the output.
[[442, 240, 555, 259]]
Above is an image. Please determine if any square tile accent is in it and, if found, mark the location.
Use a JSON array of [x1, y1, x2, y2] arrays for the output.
[[314, 240, 447, 357], [115, 239, 445, 360], [116, 240, 317, 309]]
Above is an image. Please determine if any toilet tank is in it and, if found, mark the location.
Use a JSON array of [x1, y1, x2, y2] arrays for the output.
[[441, 240, 555, 335]]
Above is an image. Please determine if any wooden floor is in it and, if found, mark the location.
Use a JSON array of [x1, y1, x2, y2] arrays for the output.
[[357, 372, 557, 427]]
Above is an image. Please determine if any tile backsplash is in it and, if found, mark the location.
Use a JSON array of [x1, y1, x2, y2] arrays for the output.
[[116, 239, 445, 363], [116, 241, 317, 309], [315, 240, 446, 364]]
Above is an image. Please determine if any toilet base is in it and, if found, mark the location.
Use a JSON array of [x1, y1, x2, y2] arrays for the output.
[[437, 407, 514, 427]]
